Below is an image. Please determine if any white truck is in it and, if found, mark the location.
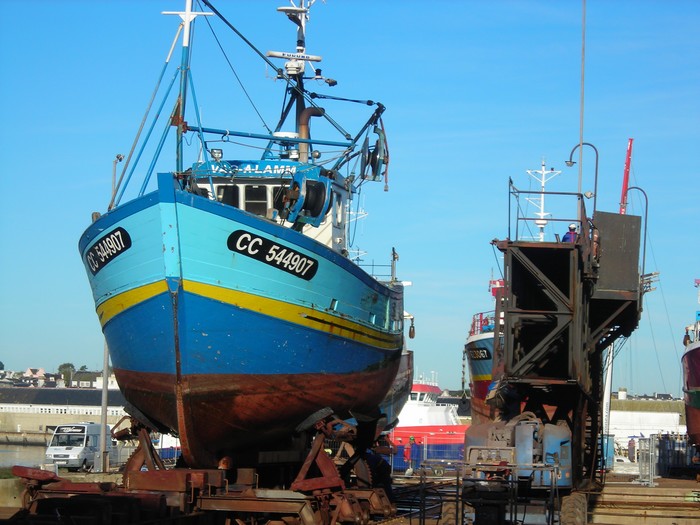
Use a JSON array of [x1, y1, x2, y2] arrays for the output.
[[45, 422, 114, 471]]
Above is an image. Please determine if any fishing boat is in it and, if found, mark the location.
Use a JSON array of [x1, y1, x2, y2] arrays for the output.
[[78, 1, 405, 469], [682, 281, 700, 446], [463, 279, 503, 425]]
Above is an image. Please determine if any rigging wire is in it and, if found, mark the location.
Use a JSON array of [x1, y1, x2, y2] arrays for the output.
[[644, 305, 668, 394], [510, 182, 537, 241], [110, 23, 184, 209], [628, 166, 681, 397], [629, 338, 634, 394], [612, 336, 629, 360], [651, 262, 683, 398], [348, 184, 363, 249], [522, 170, 534, 237], [196, 0, 272, 135], [491, 243, 505, 281], [310, 92, 375, 106], [199, 0, 352, 140], [612, 336, 634, 393]]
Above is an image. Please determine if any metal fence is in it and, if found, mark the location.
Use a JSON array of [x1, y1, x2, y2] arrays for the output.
[[637, 434, 700, 485], [390, 443, 464, 472], [654, 433, 699, 476], [637, 437, 655, 485]]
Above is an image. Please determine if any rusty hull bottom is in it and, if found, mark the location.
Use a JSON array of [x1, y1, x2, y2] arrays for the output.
[[115, 367, 399, 468]]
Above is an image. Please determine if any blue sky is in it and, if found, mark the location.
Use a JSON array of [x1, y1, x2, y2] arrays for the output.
[[1, 1, 698, 398]]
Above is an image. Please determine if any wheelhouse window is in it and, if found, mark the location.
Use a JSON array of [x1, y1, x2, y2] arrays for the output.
[[212, 182, 290, 218], [217, 185, 239, 207], [244, 185, 268, 215], [272, 185, 286, 211]]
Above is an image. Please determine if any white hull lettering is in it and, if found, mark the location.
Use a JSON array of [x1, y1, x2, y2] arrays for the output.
[[86, 227, 132, 275], [227, 229, 318, 280], [238, 163, 296, 175]]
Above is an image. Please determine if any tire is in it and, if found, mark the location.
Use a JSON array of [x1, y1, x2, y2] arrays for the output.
[[440, 501, 458, 525], [560, 492, 587, 525]]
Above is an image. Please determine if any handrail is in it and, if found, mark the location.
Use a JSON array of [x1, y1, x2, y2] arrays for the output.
[[508, 183, 590, 244]]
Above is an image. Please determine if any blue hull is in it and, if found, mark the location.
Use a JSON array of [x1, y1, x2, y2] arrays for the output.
[[79, 173, 404, 467]]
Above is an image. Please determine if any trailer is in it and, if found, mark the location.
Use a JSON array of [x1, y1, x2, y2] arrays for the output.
[[10, 414, 396, 525]]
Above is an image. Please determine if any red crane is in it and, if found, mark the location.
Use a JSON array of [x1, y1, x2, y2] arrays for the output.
[[619, 138, 634, 214]]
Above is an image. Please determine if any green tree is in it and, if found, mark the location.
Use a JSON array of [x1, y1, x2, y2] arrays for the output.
[[79, 365, 88, 371], [58, 363, 75, 384], [0, 361, 4, 371]]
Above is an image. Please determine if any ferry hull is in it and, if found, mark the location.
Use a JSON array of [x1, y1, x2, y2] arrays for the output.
[[682, 342, 700, 445], [392, 425, 470, 446], [79, 174, 403, 468]]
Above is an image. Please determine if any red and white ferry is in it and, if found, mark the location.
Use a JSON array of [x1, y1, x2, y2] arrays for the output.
[[390, 375, 469, 447]]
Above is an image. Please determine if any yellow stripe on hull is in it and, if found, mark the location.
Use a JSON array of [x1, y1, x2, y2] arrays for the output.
[[96, 279, 400, 350], [97, 280, 169, 325]]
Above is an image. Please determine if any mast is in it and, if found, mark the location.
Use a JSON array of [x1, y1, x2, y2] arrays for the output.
[[619, 138, 634, 214], [525, 159, 562, 242], [163, 0, 212, 172], [268, 2, 326, 162], [284, 2, 310, 128]]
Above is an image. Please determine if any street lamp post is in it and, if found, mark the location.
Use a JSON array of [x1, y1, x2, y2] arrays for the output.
[[565, 142, 599, 220], [625, 186, 648, 279]]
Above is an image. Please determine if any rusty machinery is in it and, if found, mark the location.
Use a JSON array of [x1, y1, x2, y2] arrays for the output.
[[463, 184, 644, 525], [10, 414, 396, 525]]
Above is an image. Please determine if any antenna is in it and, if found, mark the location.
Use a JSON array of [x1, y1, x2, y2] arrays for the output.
[[268, 1, 322, 77], [525, 159, 562, 242], [162, 0, 213, 48]]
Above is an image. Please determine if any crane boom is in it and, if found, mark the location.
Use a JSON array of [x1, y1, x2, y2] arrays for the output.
[[619, 138, 634, 214]]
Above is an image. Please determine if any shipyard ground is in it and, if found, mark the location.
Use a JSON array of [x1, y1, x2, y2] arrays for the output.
[[1, 466, 698, 525], [392, 471, 700, 525]]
